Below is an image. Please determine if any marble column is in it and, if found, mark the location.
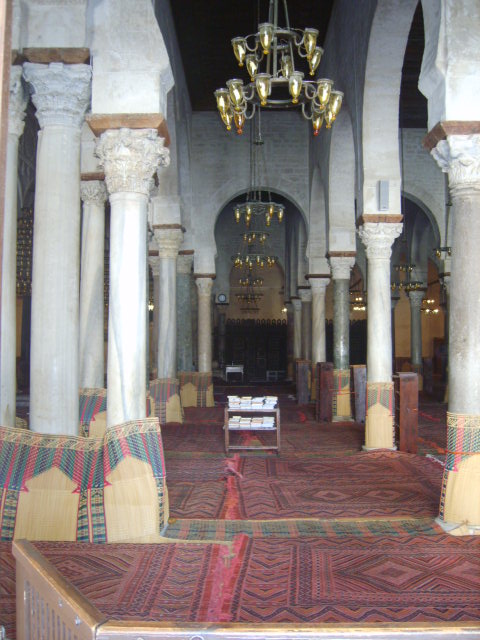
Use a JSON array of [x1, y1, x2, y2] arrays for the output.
[[218, 312, 226, 369], [153, 226, 183, 379], [24, 62, 91, 435], [95, 128, 168, 428], [330, 256, 355, 420], [358, 221, 402, 449], [285, 301, 294, 380], [79, 180, 107, 389], [195, 275, 214, 372], [409, 289, 425, 372], [148, 251, 160, 378], [177, 253, 194, 372], [291, 297, 302, 362], [298, 287, 312, 361], [310, 277, 329, 364], [0, 67, 27, 427], [430, 134, 480, 530]]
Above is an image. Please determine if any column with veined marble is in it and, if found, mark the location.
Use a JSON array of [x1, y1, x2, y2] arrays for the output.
[[408, 288, 425, 373], [291, 297, 302, 362], [177, 252, 194, 372], [153, 226, 183, 379], [330, 256, 355, 420], [24, 62, 91, 435], [195, 275, 214, 372], [358, 221, 402, 449], [298, 287, 312, 361], [0, 67, 27, 427], [95, 127, 168, 428], [148, 250, 160, 378], [79, 179, 107, 389], [428, 132, 480, 530], [310, 277, 329, 364]]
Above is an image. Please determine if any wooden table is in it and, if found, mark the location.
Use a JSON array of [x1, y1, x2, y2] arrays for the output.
[[224, 406, 280, 454]]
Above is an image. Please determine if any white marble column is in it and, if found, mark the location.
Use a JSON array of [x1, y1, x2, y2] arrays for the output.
[[358, 221, 402, 449], [430, 133, 480, 530], [310, 277, 329, 364], [148, 250, 160, 377], [0, 67, 27, 426], [408, 289, 425, 370], [95, 128, 168, 428], [153, 226, 183, 379], [79, 180, 107, 389], [177, 253, 194, 372], [298, 288, 312, 360], [291, 297, 302, 361], [24, 62, 91, 435], [195, 275, 214, 372]]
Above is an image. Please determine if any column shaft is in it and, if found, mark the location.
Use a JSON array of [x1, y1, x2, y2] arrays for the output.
[[79, 181, 107, 388], [409, 290, 425, 370], [292, 298, 302, 361], [176, 254, 194, 371], [25, 62, 91, 435], [311, 279, 328, 363], [196, 276, 213, 372], [299, 289, 312, 361], [0, 67, 26, 426]]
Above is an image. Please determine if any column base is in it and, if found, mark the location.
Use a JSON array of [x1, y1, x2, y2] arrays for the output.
[[333, 415, 353, 423], [362, 444, 397, 452], [364, 381, 395, 449], [332, 369, 352, 421]]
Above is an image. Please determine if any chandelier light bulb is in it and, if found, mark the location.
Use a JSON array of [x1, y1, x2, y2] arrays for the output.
[[234, 110, 245, 134], [258, 22, 274, 54], [227, 78, 245, 108], [214, 88, 230, 114], [246, 54, 259, 80], [289, 71, 304, 103], [221, 109, 234, 130], [312, 110, 324, 135], [255, 73, 271, 105], [277, 207, 284, 221], [232, 37, 247, 67], [281, 54, 293, 79], [309, 47, 323, 76], [317, 79, 332, 108], [303, 28, 319, 59], [329, 90, 344, 117], [235, 207, 241, 223]]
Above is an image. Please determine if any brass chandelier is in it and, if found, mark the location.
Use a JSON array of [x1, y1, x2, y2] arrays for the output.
[[214, 0, 343, 136]]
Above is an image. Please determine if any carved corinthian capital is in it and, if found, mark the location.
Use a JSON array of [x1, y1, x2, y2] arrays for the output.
[[330, 256, 355, 280], [9, 66, 27, 138], [80, 180, 107, 205], [431, 134, 480, 196], [95, 128, 170, 196], [153, 227, 184, 259], [358, 222, 403, 262], [195, 276, 214, 296], [23, 62, 91, 129]]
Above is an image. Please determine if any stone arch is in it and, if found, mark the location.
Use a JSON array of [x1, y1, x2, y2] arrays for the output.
[[328, 107, 356, 252], [362, 0, 419, 215]]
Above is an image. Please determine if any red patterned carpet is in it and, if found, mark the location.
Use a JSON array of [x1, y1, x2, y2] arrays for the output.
[[167, 450, 443, 520], [17, 535, 480, 625]]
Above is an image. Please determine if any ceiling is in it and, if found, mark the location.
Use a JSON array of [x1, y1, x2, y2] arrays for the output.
[[169, 0, 427, 128]]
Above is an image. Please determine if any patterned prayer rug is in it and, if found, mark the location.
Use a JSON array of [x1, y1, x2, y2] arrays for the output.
[[26, 534, 480, 625], [167, 450, 443, 520], [164, 517, 442, 541], [218, 533, 480, 623], [0, 542, 15, 640]]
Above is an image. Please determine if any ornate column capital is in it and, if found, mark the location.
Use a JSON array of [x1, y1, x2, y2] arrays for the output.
[[9, 66, 27, 138], [195, 275, 214, 296], [148, 253, 160, 277], [298, 287, 312, 303], [431, 134, 480, 196], [358, 222, 403, 262], [329, 256, 355, 280], [80, 179, 107, 206], [152, 226, 184, 259], [23, 62, 91, 129], [177, 253, 194, 275], [291, 297, 302, 312], [408, 289, 426, 310], [309, 277, 329, 295], [95, 128, 169, 196]]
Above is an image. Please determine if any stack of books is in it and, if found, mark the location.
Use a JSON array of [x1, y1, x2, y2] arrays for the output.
[[264, 396, 278, 409]]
